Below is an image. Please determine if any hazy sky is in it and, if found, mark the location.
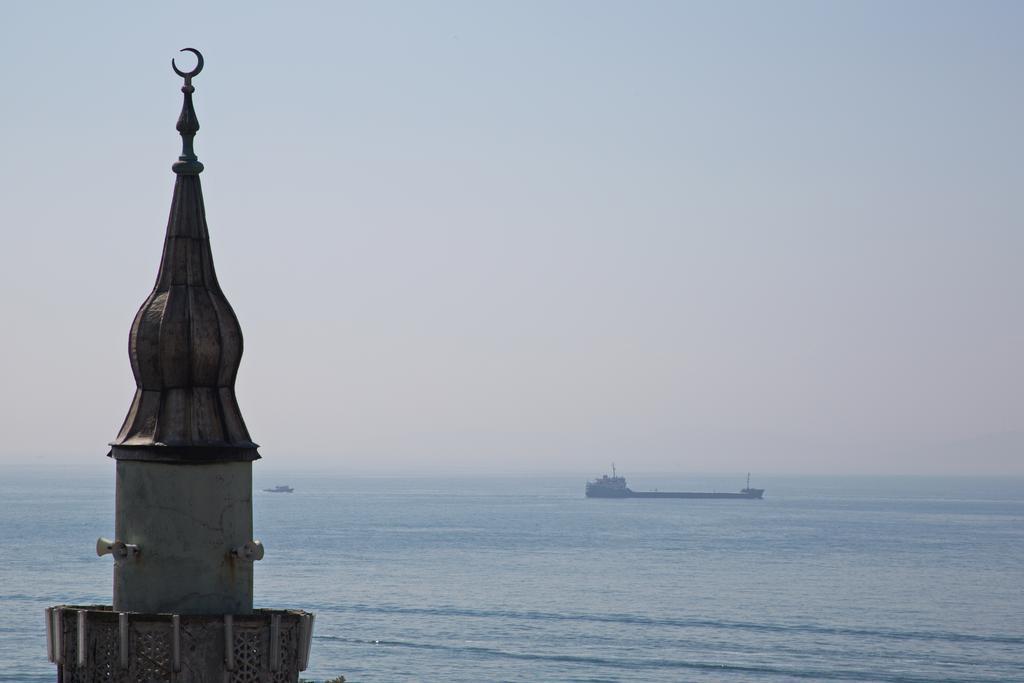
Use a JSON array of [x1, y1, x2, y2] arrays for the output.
[[1, 2, 1021, 474]]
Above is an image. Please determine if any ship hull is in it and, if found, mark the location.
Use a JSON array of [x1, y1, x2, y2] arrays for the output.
[[625, 490, 763, 499], [586, 488, 764, 499]]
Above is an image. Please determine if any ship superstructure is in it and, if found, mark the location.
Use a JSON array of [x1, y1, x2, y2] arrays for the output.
[[584, 463, 630, 497]]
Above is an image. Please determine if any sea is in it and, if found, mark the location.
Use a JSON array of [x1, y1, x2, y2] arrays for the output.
[[1, 466, 1022, 682]]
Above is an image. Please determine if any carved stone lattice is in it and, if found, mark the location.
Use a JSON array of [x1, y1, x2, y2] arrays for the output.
[[48, 606, 311, 682], [65, 664, 87, 683], [66, 667, 88, 683], [61, 613, 86, 683], [93, 622, 119, 681], [231, 630, 263, 682], [271, 624, 296, 683], [132, 628, 172, 683]]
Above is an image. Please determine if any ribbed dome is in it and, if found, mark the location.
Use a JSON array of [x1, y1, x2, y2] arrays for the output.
[[110, 56, 258, 463]]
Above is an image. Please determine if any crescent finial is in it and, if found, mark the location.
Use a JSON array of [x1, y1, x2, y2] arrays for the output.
[[171, 48, 205, 175], [172, 48, 204, 80]]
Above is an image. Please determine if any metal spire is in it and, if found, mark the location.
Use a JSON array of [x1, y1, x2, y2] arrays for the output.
[[110, 47, 258, 463]]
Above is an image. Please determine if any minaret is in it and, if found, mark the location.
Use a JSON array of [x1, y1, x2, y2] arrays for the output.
[[46, 49, 314, 681], [108, 45, 260, 617]]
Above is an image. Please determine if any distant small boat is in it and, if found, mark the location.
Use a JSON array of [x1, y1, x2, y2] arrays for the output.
[[263, 485, 294, 493]]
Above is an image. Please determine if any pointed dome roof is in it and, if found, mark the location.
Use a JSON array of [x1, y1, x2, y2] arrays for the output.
[[110, 49, 259, 463]]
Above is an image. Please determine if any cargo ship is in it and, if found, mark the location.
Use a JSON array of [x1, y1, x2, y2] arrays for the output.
[[585, 466, 764, 499]]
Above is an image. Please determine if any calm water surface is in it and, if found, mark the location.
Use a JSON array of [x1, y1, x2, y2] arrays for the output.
[[1, 466, 1022, 682]]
